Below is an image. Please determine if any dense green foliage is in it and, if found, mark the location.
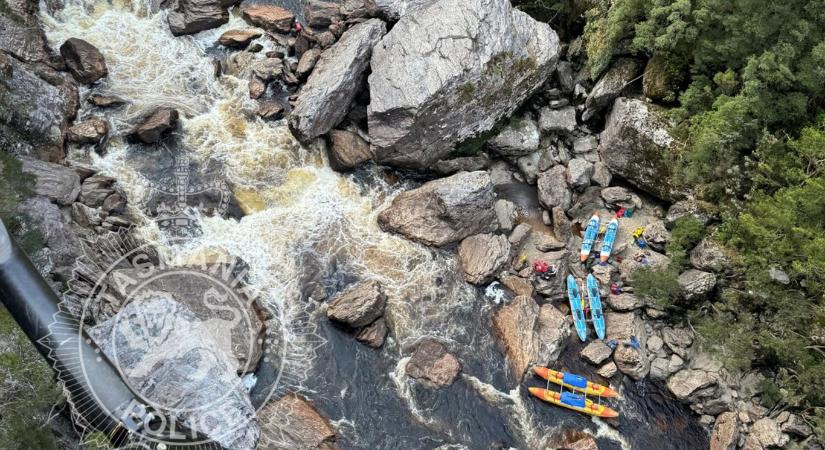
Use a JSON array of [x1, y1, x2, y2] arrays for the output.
[[518, 0, 825, 432]]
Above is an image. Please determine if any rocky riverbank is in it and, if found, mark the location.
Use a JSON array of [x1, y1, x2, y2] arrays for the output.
[[0, 0, 820, 448]]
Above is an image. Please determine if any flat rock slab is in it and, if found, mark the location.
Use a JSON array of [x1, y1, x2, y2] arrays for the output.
[[257, 394, 337, 449], [326, 280, 386, 328], [368, 0, 560, 168], [21, 158, 81, 205], [458, 233, 511, 284], [405, 339, 461, 387], [242, 5, 295, 33]]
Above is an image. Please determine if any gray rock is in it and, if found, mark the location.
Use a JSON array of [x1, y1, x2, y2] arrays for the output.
[[79, 175, 116, 207], [326, 280, 386, 328], [296, 48, 322, 77], [548, 98, 569, 109], [88, 295, 259, 450], [747, 418, 789, 449], [241, 4, 294, 33], [567, 158, 593, 191], [538, 106, 576, 134], [678, 269, 716, 301], [537, 165, 571, 210], [619, 249, 670, 280], [667, 369, 718, 402], [458, 233, 510, 284], [368, 0, 560, 167], [168, 0, 237, 36], [305, 0, 341, 27], [606, 311, 646, 343], [326, 129, 372, 171], [488, 117, 540, 156], [129, 108, 179, 144], [20, 158, 81, 205], [16, 196, 81, 277], [431, 154, 491, 175], [555, 60, 575, 93], [492, 296, 570, 381], [600, 186, 631, 204], [650, 357, 672, 380], [769, 267, 790, 285], [71, 202, 102, 228], [217, 29, 262, 49], [250, 57, 283, 82], [375, 0, 433, 20], [257, 100, 284, 120], [494, 199, 517, 231], [607, 293, 644, 311], [0, 53, 77, 161], [517, 151, 541, 184], [665, 199, 716, 228], [0, 0, 55, 64], [356, 317, 388, 348], [572, 136, 598, 154], [781, 414, 813, 438], [662, 326, 693, 358], [552, 206, 572, 243], [591, 162, 612, 187], [290, 19, 386, 142], [508, 223, 532, 246], [583, 59, 640, 119], [690, 237, 730, 272], [257, 394, 337, 450], [581, 341, 613, 365], [642, 221, 671, 252], [378, 171, 496, 246], [710, 411, 739, 450], [59, 38, 108, 84], [598, 98, 678, 201], [613, 345, 649, 380], [67, 118, 108, 144], [405, 339, 461, 388]]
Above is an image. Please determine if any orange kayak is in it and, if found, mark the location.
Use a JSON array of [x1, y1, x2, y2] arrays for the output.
[[529, 387, 619, 418], [533, 367, 619, 398]]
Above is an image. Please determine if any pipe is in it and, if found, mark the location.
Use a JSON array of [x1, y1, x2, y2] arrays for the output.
[[0, 219, 153, 444]]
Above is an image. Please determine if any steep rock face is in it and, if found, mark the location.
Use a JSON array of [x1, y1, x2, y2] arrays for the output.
[[368, 0, 560, 168], [289, 19, 386, 142], [168, 0, 239, 36], [0, 52, 77, 161], [598, 97, 678, 201], [0, 0, 56, 64], [378, 171, 496, 247], [492, 295, 570, 381], [20, 158, 81, 205]]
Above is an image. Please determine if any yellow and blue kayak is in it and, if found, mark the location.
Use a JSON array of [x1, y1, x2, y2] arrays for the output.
[[528, 387, 619, 418], [533, 367, 619, 398]]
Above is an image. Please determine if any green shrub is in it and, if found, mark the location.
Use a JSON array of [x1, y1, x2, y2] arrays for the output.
[[665, 216, 705, 268]]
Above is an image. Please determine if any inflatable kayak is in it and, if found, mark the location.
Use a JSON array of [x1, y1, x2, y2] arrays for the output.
[[580, 214, 600, 262], [587, 274, 606, 340], [599, 218, 619, 262], [528, 388, 619, 418], [533, 367, 619, 398], [567, 275, 588, 341]]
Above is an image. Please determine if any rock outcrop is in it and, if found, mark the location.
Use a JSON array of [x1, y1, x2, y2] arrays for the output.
[[20, 158, 81, 205], [374, 0, 433, 20], [326, 280, 386, 328], [378, 171, 496, 247], [405, 339, 461, 388], [598, 97, 678, 201], [289, 19, 386, 142], [368, 0, 560, 167], [492, 296, 570, 381], [458, 233, 510, 284]]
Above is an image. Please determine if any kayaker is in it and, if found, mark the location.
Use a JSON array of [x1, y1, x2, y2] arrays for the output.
[[610, 282, 622, 295], [294, 20, 304, 35]]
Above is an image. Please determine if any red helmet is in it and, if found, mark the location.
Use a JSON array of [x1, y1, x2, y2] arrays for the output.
[[533, 260, 549, 273]]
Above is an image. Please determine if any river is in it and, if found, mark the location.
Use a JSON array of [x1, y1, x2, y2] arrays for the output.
[[39, 0, 708, 448]]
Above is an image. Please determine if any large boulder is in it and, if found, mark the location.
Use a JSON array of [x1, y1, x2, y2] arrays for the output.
[[690, 237, 730, 272], [583, 59, 640, 119], [667, 369, 718, 402], [289, 19, 386, 142], [128, 108, 179, 144], [20, 158, 81, 205], [304, 0, 342, 27], [710, 411, 739, 450], [613, 345, 649, 380], [326, 129, 372, 171], [15, 196, 82, 279], [665, 199, 717, 227], [487, 117, 540, 156], [745, 418, 789, 449], [374, 0, 433, 20], [598, 97, 678, 201], [59, 38, 108, 84], [241, 5, 294, 33], [492, 296, 570, 381], [537, 165, 571, 210], [0, 53, 77, 161], [405, 339, 461, 388], [368, 0, 560, 167], [326, 280, 386, 328], [678, 269, 716, 301], [458, 233, 510, 284], [89, 295, 259, 450], [378, 171, 496, 246], [257, 394, 337, 450], [168, 0, 238, 35]]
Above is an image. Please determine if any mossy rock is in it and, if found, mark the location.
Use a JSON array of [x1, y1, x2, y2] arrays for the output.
[[643, 54, 685, 103]]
